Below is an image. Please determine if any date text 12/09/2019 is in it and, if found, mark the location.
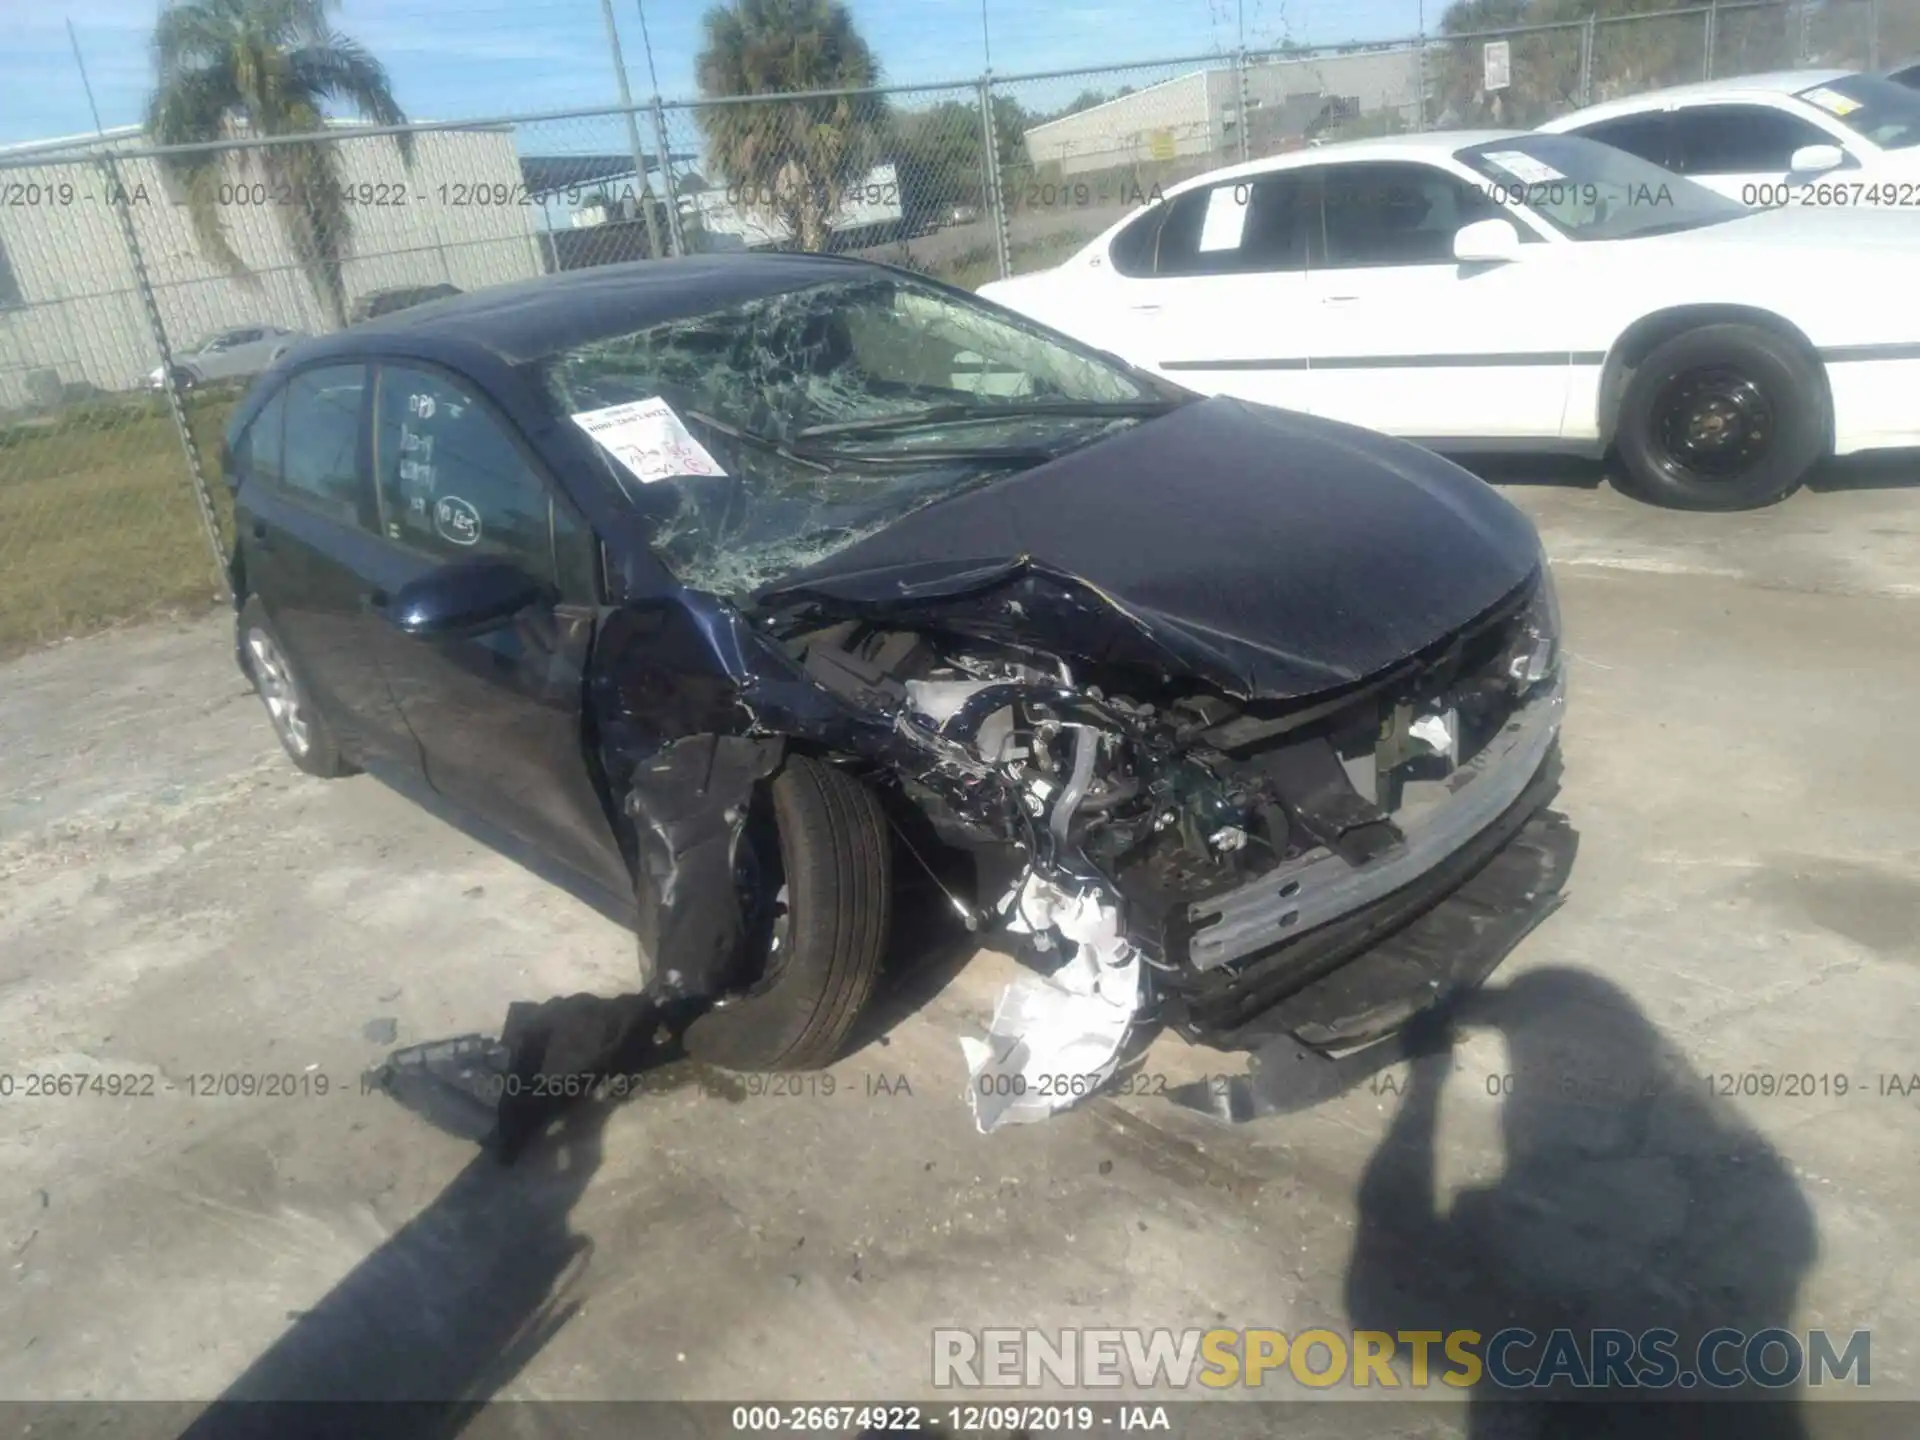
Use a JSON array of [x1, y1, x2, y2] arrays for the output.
[[0, 179, 700, 211], [727, 1405, 1170, 1432], [0, 1071, 341, 1099], [0, 1068, 922, 1101]]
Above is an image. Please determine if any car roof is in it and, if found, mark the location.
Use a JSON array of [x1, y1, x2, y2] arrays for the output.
[[1539, 69, 1854, 128], [318, 251, 879, 365], [1153, 130, 1526, 195]]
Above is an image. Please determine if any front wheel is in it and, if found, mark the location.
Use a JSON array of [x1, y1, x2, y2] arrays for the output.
[[683, 755, 891, 1072], [1612, 324, 1826, 511]]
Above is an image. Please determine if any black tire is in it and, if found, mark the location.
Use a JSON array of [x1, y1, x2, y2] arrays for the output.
[[684, 755, 891, 1072], [1613, 323, 1826, 511], [170, 365, 200, 392], [238, 596, 354, 779]]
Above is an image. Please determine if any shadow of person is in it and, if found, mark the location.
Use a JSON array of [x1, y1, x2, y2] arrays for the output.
[[176, 993, 691, 1440], [1345, 967, 1818, 1439]]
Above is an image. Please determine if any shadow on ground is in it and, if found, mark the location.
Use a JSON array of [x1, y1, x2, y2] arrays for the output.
[[173, 993, 699, 1439], [1455, 452, 1920, 497], [1345, 967, 1820, 1438], [169, 851, 980, 1435]]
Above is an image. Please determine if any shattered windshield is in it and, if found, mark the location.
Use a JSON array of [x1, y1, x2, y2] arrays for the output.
[[540, 274, 1175, 597]]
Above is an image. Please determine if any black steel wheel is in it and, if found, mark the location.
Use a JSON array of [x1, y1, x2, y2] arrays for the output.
[[1614, 323, 1825, 511]]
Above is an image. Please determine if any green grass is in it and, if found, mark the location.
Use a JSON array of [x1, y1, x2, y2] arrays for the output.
[[0, 388, 239, 661], [923, 229, 1099, 291]]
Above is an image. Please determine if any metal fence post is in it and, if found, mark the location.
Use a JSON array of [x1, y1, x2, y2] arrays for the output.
[[1797, 0, 1812, 62], [1704, 0, 1717, 79], [1234, 48, 1252, 161], [980, 74, 1013, 281], [1870, 0, 1881, 68], [1579, 14, 1596, 106], [100, 155, 230, 601], [1414, 33, 1428, 131], [650, 96, 687, 255], [599, 0, 665, 257]]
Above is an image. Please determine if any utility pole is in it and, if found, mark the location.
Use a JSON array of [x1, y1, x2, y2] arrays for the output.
[[600, 0, 665, 258], [1414, 0, 1427, 131], [633, 0, 686, 255], [66, 18, 108, 134]]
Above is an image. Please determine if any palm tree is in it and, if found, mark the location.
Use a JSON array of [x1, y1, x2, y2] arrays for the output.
[[695, 0, 887, 252], [147, 0, 409, 328]]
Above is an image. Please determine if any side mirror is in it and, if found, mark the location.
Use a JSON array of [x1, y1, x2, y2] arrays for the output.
[[1454, 216, 1523, 265], [1788, 143, 1846, 175], [387, 557, 549, 637]]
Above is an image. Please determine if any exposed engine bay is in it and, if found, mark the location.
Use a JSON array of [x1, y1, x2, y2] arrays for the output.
[[777, 565, 1566, 1126]]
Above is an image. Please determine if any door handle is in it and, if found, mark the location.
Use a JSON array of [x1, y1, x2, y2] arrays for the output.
[[1322, 294, 1361, 304], [1128, 304, 1162, 313]]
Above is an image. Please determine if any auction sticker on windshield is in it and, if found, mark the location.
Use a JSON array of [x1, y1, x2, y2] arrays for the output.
[[1482, 151, 1568, 185], [570, 397, 727, 483], [1801, 86, 1862, 116]]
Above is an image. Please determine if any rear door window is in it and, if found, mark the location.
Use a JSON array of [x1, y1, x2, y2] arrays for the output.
[[270, 364, 368, 523], [1108, 205, 1165, 277], [1151, 173, 1319, 276], [235, 387, 287, 488]]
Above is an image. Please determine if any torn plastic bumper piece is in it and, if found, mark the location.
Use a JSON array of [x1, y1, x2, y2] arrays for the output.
[[960, 875, 1144, 1133], [1166, 804, 1579, 1121], [625, 733, 784, 997]]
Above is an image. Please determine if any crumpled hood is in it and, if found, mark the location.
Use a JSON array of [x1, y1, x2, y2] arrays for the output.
[[759, 397, 1544, 700]]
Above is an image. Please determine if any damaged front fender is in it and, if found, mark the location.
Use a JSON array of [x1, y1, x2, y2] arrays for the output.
[[624, 732, 785, 997]]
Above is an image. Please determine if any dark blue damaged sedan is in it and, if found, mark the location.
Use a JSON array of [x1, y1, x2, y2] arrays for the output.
[[224, 253, 1571, 1074]]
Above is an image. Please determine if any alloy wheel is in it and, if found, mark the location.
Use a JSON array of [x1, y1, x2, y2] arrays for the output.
[[245, 627, 312, 757]]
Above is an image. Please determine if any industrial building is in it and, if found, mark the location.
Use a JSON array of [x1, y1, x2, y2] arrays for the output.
[[1022, 48, 1426, 176], [0, 124, 544, 410]]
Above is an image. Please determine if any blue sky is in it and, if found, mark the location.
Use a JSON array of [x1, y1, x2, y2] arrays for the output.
[[3, 0, 1431, 147]]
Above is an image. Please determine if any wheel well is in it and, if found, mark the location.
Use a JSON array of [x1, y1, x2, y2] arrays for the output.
[[1597, 306, 1831, 448]]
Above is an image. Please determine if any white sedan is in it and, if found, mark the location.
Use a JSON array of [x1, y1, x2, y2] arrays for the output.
[[977, 131, 1920, 509], [1537, 69, 1920, 207]]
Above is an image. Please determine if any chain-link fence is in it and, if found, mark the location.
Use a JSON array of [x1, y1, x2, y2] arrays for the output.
[[0, 0, 1908, 656]]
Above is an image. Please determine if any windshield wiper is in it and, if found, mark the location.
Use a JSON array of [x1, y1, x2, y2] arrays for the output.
[[794, 396, 1183, 440], [688, 409, 1055, 468], [687, 408, 834, 472]]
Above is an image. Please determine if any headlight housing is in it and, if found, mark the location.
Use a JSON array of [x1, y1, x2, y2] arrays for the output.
[[1504, 558, 1561, 693]]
